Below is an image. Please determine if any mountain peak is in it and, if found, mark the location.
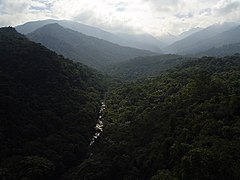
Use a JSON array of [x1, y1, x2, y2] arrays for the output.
[[0, 27, 26, 41], [36, 23, 65, 31], [29, 23, 72, 37], [16, 19, 163, 52], [27, 22, 155, 69], [0, 26, 20, 35]]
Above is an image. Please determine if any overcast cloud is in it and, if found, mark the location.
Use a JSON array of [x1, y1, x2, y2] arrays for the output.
[[0, 0, 240, 36]]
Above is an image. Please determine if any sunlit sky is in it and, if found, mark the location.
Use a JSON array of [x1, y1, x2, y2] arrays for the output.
[[0, 0, 240, 36]]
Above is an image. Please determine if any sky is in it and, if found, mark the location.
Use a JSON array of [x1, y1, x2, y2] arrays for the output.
[[0, 0, 240, 36]]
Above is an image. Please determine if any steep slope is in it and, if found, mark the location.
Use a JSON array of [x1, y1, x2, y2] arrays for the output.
[[197, 43, 240, 57], [165, 22, 238, 54], [26, 23, 155, 69], [0, 27, 106, 179], [189, 25, 240, 55], [157, 33, 179, 46], [16, 19, 114, 38], [178, 27, 203, 39], [75, 55, 240, 180], [16, 19, 164, 52], [157, 27, 203, 46], [104, 55, 193, 80], [116, 33, 165, 52]]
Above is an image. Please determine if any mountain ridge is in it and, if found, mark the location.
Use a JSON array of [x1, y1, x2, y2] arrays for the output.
[[16, 19, 164, 53], [26, 23, 156, 69], [165, 22, 239, 54]]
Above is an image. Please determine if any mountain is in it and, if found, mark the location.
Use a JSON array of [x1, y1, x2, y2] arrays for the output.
[[157, 33, 179, 45], [75, 55, 240, 180], [0, 27, 106, 179], [2, 25, 240, 180], [26, 23, 155, 69], [187, 25, 240, 55], [197, 43, 240, 57], [178, 27, 203, 39], [165, 22, 239, 54], [104, 54, 193, 80], [157, 28, 202, 46], [16, 19, 114, 37], [116, 33, 165, 52], [16, 19, 164, 52]]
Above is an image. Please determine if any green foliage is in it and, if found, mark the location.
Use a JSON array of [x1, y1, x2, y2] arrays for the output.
[[104, 54, 195, 80], [2, 26, 240, 180], [75, 55, 240, 179], [0, 27, 106, 179], [151, 169, 176, 180], [197, 43, 240, 57], [19, 156, 55, 180]]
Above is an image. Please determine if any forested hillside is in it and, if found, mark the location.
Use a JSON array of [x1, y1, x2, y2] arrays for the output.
[[104, 55, 193, 80], [26, 23, 155, 69], [1, 26, 240, 180], [197, 43, 240, 57], [75, 55, 240, 179], [0, 27, 106, 179]]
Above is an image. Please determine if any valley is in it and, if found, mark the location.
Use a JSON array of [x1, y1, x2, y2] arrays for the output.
[[1, 17, 240, 180]]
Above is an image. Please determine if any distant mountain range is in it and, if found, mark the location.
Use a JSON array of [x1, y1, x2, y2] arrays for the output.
[[16, 19, 164, 53], [116, 32, 165, 52], [26, 23, 155, 69], [157, 33, 179, 46], [164, 22, 240, 55], [157, 27, 203, 46], [16, 19, 240, 58], [178, 27, 203, 40]]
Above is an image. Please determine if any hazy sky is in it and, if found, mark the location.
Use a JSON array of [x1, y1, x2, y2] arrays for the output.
[[0, 0, 240, 36]]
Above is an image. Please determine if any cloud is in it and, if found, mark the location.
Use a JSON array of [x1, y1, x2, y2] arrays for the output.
[[175, 12, 193, 19], [73, 11, 93, 22], [0, 0, 240, 36], [0, 0, 53, 26], [217, 1, 240, 15], [145, 0, 180, 7], [199, 8, 212, 16], [115, 2, 127, 12]]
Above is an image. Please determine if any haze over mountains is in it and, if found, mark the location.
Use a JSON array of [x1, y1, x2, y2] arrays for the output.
[[2, 14, 240, 180], [165, 22, 240, 55], [16, 19, 240, 61], [157, 27, 203, 46], [16, 19, 164, 53], [26, 23, 155, 69], [2, 24, 240, 180], [2, 0, 240, 178]]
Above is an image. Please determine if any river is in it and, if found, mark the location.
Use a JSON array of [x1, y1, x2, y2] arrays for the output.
[[89, 101, 105, 146]]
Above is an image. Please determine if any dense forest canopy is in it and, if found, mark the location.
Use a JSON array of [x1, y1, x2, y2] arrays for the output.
[[75, 55, 240, 180], [1, 26, 240, 180], [0, 27, 106, 179], [197, 44, 240, 57], [104, 54, 195, 80]]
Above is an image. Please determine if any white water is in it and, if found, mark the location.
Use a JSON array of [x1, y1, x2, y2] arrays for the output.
[[89, 102, 105, 146]]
